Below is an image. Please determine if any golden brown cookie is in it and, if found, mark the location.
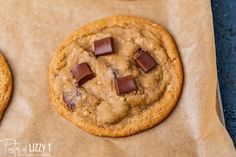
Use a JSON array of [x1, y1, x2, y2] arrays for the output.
[[49, 16, 183, 137], [0, 53, 13, 120]]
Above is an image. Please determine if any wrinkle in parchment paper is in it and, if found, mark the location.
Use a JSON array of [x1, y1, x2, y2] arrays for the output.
[[0, 0, 235, 157]]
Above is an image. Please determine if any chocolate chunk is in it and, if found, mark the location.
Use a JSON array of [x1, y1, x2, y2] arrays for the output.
[[63, 89, 81, 111], [94, 37, 114, 56], [133, 48, 157, 73], [63, 95, 76, 111], [71, 62, 95, 86], [114, 75, 137, 95]]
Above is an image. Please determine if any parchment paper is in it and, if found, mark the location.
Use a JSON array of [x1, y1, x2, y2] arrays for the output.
[[0, 0, 235, 156]]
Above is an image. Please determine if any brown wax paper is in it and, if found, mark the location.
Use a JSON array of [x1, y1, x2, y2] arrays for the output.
[[0, 0, 235, 156]]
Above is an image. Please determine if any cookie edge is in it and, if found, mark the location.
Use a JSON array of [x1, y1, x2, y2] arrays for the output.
[[0, 53, 13, 120]]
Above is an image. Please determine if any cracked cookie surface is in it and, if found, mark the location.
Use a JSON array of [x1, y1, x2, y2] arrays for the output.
[[0, 53, 12, 120], [49, 16, 183, 137]]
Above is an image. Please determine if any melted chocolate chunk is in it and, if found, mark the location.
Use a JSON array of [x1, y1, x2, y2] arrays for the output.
[[71, 62, 95, 86], [63, 96, 76, 111], [134, 48, 157, 73], [63, 88, 81, 111], [94, 37, 114, 56], [114, 75, 137, 95]]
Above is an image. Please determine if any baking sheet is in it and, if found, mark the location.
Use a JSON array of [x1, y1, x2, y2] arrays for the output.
[[0, 0, 235, 157]]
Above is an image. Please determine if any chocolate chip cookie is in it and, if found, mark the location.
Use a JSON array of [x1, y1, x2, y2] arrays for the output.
[[49, 16, 183, 137], [0, 53, 13, 120]]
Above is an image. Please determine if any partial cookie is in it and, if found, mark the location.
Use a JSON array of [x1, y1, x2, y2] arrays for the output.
[[0, 53, 13, 120], [49, 16, 183, 137]]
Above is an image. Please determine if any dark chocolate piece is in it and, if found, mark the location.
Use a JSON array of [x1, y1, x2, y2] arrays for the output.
[[114, 75, 137, 95], [134, 48, 157, 73], [63, 89, 81, 111], [63, 94, 76, 111], [94, 37, 114, 56], [71, 62, 94, 86]]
